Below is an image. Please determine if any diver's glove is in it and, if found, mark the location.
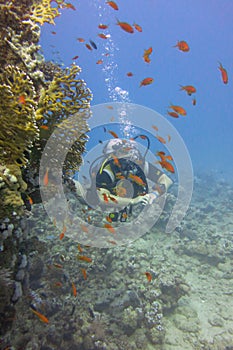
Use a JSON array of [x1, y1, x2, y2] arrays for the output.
[[131, 192, 158, 206], [148, 190, 160, 204]]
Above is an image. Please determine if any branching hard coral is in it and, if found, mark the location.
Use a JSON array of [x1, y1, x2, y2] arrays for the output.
[[0, 65, 38, 167], [33, 63, 92, 174], [30, 0, 61, 25]]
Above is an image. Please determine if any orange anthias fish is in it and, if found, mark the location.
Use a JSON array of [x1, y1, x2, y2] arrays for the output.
[[152, 125, 159, 131], [104, 223, 115, 233], [77, 37, 85, 42], [72, 55, 79, 60], [158, 160, 175, 173], [169, 104, 187, 116], [80, 268, 87, 280], [128, 173, 145, 186], [143, 47, 153, 63], [18, 95, 26, 105], [98, 24, 108, 29], [31, 308, 49, 324], [174, 40, 190, 52], [65, 3, 76, 10], [112, 155, 120, 167], [43, 168, 49, 186], [71, 282, 77, 297], [156, 135, 166, 144], [218, 62, 228, 84], [106, 1, 118, 10], [180, 85, 196, 96], [108, 130, 118, 138], [96, 59, 103, 64], [98, 33, 109, 39], [145, 272, 152, 282], [116, 19, 134, 33], [127, 72, 133, 77], [192, 97, 196, 106], [40, 125, 49, 130], [140, 77, 154, 87], [167, 111, 179, 118], [85, 43, 93, 51], [103, 193, 109, 203], [78, 255, 92, 263], [134, 23, 142, 32]]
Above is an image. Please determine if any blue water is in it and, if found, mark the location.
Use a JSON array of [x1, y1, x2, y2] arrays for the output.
[[40, 0, 233, 181]]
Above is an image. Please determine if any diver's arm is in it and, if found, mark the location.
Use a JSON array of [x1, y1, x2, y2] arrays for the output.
[[97, 188, 150, 206]]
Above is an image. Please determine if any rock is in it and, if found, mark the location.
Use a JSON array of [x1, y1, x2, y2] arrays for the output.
[[11, 281, 22, 302]]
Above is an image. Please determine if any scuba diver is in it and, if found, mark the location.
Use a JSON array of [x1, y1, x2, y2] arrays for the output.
[[74, 135, 173, 222]]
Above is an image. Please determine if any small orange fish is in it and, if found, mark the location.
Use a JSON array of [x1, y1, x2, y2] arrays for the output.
[[108, 130, 118, 138], [80, 268, 87, 280], [116, 19, 134, 33], [53, 263, 63, 269], [51, 31, 56, 35], [77, 244, 83, 252], [104, 223, 115, 233], [140, 77, 154, 87], [158, 160, 175, 173], [59, 232, 65, 240], [134, 23, 142, 32], [152, 125, 159, 132], [180, 85, 196, 96], [112, 155, 120, 167], [106, 1, 118, 10], [169, 104, 186, 116], [107, 239, 117, 245], [128, 173, 145, 186], [192, 97, 196, 106], [144, 47, 153, 55], [109, 195, 118, 203], [43, 168, 49, 186], [96, 59, 103, 64], [145, 272, 152, 282], [103, 193, 109, 203], [18, 95, 26, 105], [167, 135, 171, 143], [65, 3, 76, 10], [106, 105, 113, 109], [77, 37, 85, 42], [156, 135, 166, 144], [28, 196, 33, 205], [40, 125, 49, 130], [127, 72, 133, 77], [72, 55, 79, 60], [174, 40, 190, 52], [218, 62, 228, 84], [78, 255, 92, 263], [85, 43, 92, 50], [98, 24, 108, 29], [98, 33, 109, 39], [106, 215, 113, 223], [71, 282, 77, 297], [167, 111, 179, 118], [143, 47, 153, 63], [31, 308, 49, 324]]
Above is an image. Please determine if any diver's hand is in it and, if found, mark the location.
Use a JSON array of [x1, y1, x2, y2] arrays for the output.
[[131, 194, 151, 205]]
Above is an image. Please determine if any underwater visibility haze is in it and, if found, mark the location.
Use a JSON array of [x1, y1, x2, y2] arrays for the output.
[[1, 0, 233, 349]]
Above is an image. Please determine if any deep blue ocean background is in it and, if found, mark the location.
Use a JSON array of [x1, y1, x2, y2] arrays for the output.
[[40, 0, 233, 182]]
